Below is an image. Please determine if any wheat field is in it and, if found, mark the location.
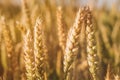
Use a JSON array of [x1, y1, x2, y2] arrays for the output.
[[0, 0, 120, 80]]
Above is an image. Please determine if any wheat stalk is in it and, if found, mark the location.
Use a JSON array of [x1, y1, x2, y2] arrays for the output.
[[34, 18, 47, 80], [24, 30, 35, 80], [86, 7, 99, 80], [0, 20, 4, 78], [64, 7, 85, 80], [105, 65, 110, 80]]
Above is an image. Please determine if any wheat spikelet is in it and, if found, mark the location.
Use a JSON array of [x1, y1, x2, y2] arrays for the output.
[[34, 18, 47, 80], [24, 30, 35, 80], [21, 0, 32, 31], [57, 6, 66, 51], [86, 7, 99, 80], [64, 7, 85, 80]]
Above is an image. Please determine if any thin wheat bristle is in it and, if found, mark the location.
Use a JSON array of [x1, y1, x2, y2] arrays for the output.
[[57, 6, 66, 51], [64, 7, 85, 79], [34, 18, 47, 80], [24, 30, 35, 80], [86, 7, 99, 80]]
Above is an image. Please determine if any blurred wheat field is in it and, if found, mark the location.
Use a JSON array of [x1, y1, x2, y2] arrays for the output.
[[0, 0, 120, 80]]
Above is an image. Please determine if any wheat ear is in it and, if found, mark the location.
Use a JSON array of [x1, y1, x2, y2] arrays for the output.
[[2, 17, 20, 80], [57, 6, 66, 51], [64, 7, 85, 80], [86, 7, 99, 80], [34, 18, 47, 80], [24, 30, 35, 80]]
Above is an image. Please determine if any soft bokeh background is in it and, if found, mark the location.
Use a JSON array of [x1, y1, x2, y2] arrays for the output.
[[0, 0, 120, 8]]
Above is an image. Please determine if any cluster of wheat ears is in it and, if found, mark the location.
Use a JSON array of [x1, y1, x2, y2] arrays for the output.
[[0, 0, 120, 80]]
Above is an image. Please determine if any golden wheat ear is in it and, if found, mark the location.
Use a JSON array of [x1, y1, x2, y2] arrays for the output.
[[56, 6, 67, 79], [34, 18, 48, 80], [2, 17, 19, 80], [24, 30, 35, 80], [63, 7, 86, 80], [86, 7, 99, 80], [57, 6, 67, 52]]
